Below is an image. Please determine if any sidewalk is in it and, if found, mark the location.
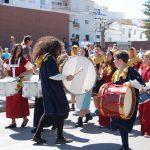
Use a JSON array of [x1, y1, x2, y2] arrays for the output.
[[1, 103, 150, 150]]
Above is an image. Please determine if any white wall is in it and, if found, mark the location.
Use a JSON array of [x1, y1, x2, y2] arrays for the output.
[[105, 21, 148, 42]]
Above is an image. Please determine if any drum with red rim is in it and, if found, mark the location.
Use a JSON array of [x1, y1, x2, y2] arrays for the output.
[[98, 82, 136, 119]]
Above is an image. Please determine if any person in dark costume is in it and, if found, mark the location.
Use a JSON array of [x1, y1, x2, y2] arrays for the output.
[[31, 97, 57, 133], [32, 36, 73, 144], [111, 51, 145, 150]]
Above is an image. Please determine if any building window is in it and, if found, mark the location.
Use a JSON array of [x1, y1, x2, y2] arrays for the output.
[[63, 1, 68, 6], [128, 29, 131, 38], [73, 19, 79, 24], [73, 19, 80, 28], [5, 0, 9, 3], [72, 34, 75, 37], [95, 9, 101, 15], [52, 1, 62, 6], [85, 35, 90, 41], [76, 34, 80, 40], [96, 35, 100, 39], [140, 33, 142, 39], [85, 20, 89, 24]]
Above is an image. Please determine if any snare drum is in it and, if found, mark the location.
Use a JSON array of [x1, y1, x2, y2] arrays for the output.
[[22, 75, 42, 98], [0, 77, 18, 96], [98, 83, 136, 119], [62, 56, 96, 95]]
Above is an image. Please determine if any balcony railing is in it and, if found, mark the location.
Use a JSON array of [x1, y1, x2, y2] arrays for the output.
[[51, 2, 70, 11], [73, 23, 80, 28]]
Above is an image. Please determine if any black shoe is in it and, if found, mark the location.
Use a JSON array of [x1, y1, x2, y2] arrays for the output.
[[5, 123, 16, 129], [21, 119, 29, 127], [70, 107, 75, 111], [75, 117, 83, 127], [118, 146, 129, 150], [56, 137, 73, 144], [51, 124, 57, 130], [84, 113, 93, 123], [70, 104, 75, 111], [31, 127, 37, 133], [32, 135, 47, 144]]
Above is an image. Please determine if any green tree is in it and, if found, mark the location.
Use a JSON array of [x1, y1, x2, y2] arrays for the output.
[[143, 0, 150, 40]]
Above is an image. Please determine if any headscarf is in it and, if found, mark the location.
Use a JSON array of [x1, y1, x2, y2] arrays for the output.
[[71, 45, 79, 56], [127, 47, 140, 66], [144, 50, 150, 57]]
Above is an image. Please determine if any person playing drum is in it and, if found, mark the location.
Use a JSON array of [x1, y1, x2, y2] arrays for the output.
[[98, 51, 116, 128], [111, 50, 145, 150], [4, 43, 33, 128], [32, 36, 73, 144], [138, 50, 150, 137]]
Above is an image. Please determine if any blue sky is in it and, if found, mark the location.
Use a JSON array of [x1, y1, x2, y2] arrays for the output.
[[94, 0, 147, 19]]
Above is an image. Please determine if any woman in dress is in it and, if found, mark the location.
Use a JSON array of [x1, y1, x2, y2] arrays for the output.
[[4, 43, 33, 128], [138, 50, 150, 137]]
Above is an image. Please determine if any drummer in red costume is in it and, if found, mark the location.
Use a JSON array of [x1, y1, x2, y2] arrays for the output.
[[138, 50, 150, 137], [4, 43, 33, 128], [90, 45, 105, 116], [111, 50, 145, 150], [98, 51, 116, 128], [128, 47, 141, 70]]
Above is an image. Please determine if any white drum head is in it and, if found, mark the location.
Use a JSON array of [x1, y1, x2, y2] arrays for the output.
[[62, 56, 96, 95], [123, 88, 132, 117]]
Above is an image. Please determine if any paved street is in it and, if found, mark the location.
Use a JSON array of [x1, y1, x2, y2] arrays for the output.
[[0, 95, 150, 150]]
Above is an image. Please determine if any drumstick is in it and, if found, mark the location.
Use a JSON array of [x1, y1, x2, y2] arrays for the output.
[[73, 67, 84, 77]]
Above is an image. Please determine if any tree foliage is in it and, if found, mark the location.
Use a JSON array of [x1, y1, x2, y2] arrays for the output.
[[143, 0, 150, 40]]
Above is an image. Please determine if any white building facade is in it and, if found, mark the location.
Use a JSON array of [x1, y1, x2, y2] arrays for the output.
[[1, 0, 148, 45], [105, 19, 147, 42]]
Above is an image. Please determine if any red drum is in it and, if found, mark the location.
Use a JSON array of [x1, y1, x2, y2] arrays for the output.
[[98, 83, 136, 119]]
